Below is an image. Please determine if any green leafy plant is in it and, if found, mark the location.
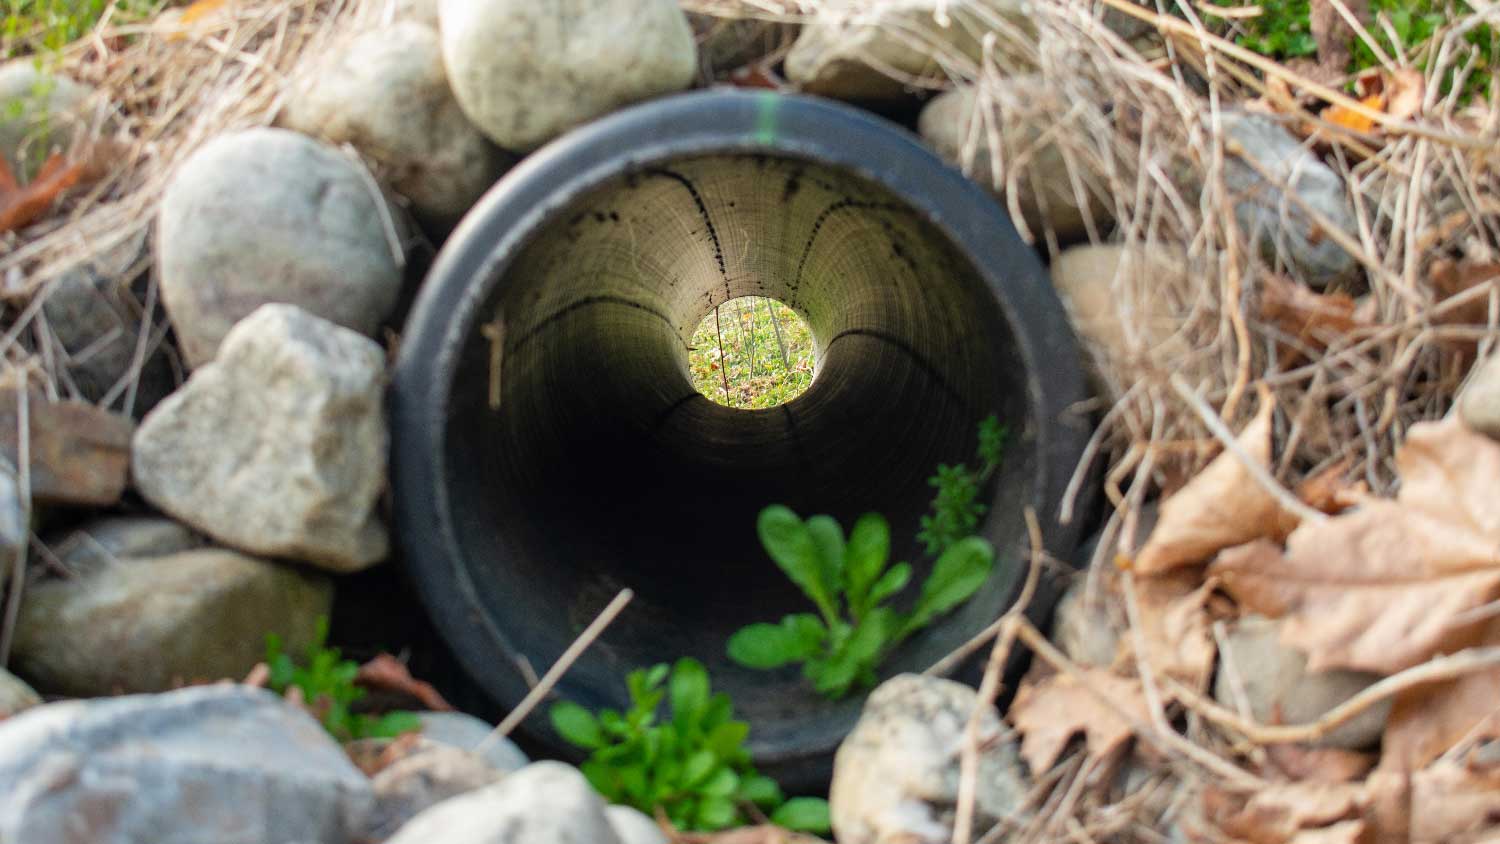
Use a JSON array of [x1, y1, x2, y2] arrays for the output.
[[727, 505, 995, 699], [264, 618, 420, 743], [3, 0, 164, 58], [550, 658, 830, 834], [917, 414, 1009, 556]]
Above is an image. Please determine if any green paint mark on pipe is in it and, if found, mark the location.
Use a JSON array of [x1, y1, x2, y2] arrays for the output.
[[754, 92, 779, 145]]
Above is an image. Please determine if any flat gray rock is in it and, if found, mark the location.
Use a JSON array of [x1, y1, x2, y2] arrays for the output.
[[49, 514, 203, 573], [0, 685, 374, 844], [132, 304, 390, 571], [385, 761, 622, 844], [157, 128, 404, 367], [830, 674, 1028, 844], [11, 547, 331, 697], [367, 741, 506, 839], [439, 0, 696, 151]]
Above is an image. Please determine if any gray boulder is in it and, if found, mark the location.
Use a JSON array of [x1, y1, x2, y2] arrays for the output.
[[385, 760, 622, 844], [607, 806, 668, 844], [439, 0, 696, 151], [1221, 112, 1359, 285], [830, 674, 1028, 844], [417, 711, 529, 773], [787, 1, 1026, 103], [1213, 614, 1389, 750], [0, 669, 40, 719], [0, 60, 95, 181], [132, 304, 389, 571], [1460, 352, 1500, 441], [368, 742, 506, 839], [157, 128, 404, 367], [10, 547, 331, 696], [280, 22, 511, 229], [0, 685, 374, 844], [920, 81, 1110, 246], [48, 515, 203, 573]]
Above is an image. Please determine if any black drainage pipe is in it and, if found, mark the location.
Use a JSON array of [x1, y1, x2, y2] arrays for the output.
[[392, 90, 1093, 788]]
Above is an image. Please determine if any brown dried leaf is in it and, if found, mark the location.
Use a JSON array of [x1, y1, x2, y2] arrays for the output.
[[1008, 669, 1149, 774], [1212, 417, 1500, 675], [1261, 274, 1372, 354], [1134, 395, 1288, 574], [1266, 744, 1378, 783], [1429, 259, 1500, 328], [1128, 573, 1218, 692], [1384, 68, 1425, 122], [0, 152, 85, 234], [1203, 782, 1367, 844], [1382, 658, 1500, 773], [1409, 763, 1500, 843], [355, 654, 453, 712]]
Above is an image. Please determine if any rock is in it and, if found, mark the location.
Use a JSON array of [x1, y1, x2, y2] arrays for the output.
[[0, 468, 22, 593], [48, 515, 202, 573], [1051, 578, 1122, 669], [132, 304, 389, 571], [607, 806, 668, 844], [280, 22, 511, 229], [368, 742, 506, 839], [1221, 112, 1359, 285], [1213, 615, 1389, 750], [0, 391, 133, 507], [157, 128, 405, 367], [830, 674, 1028, 844], [439, 0, 696, 152], [0, 60, 95, 181], [385, 760, 622, 844], [920, 81, 1110, 245], [394, 0, 438, 26], [41, 266, 176, 416], [417, 711, 529, 773], [0, 669, 40, 719], [10, 547, 331, 696], [1049, 243, 1192, 391], [787, 1, 1026, 103], [1460, 352, 1500, 441], [0, 685, 374, 843]]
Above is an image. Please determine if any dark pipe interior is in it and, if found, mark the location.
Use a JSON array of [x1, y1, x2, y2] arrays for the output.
[[396, 92, 1090, 786]]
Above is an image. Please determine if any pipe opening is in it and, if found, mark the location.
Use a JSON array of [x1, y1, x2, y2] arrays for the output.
[[687, 296, 816, 410], [395, 92, 1091, 784]]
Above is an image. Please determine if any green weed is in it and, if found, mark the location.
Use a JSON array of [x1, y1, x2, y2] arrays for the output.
[[918, 415, 1008, 557], [263, 618, 421, 743], [550, 659, 830, 834], [3, 0, 163, 59]]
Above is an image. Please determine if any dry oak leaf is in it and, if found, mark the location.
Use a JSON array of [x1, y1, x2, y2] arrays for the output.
[[355, 653, 453, 712], [1260, 274, 1374, 355], [1133, 393, 1289, 575], [1409, 762, 1500, 843], [1008, 668, 1150, 774], [1266, 743, 1378, 784], [1125, 572, 1218, 692], [1202, 781, 1367, 844], [1381, 618, 1500, 773], [0, 152, 84, 234], [1212, 416, 1500, 675]]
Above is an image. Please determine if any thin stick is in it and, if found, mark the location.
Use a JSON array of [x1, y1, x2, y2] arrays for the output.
[[714, 306, 730, 406], [478, 588, 634, 752]]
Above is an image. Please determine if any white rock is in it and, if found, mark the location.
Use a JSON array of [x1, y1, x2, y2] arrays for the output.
[[281, 22, 511, 229], [1213, 614, 1389, 750], [132, 304, 390, 571], [0, 685, 374, 844], [439, 0, 696, 152], [0, 60, 95, 181], [607, 806, 668, 844], [787, 1, 1027, 102], [1460, 352, 1500, 441], [1221, 112, 1359, 285], [417, 711, 529, 773], [0, 669, 40, 719], [10, 547, 331, 697], [830, 674, 1028, 844], [157, 128, 404, 367], [368, 742, 506, 839], [920, 82, 1109, 245], [385, 760, 623, 844]]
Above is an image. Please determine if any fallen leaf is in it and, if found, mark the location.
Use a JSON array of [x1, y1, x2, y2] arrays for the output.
[[1202, 782, 1367, 844], [0, 152, 85, 233], [1266, 744, 1377, 783], [1428, 259, 1499, 329], [356, 654, 453, 712], [1126, 573, 1218, 692], [1212, 416, 1500, 675], [1321, 93, 1384, 134], [1290, 820, 1370, 844], [1261, 274, 1372, 354], [1409, 763, 1500, 843], [1133, 394, 1289, 574], [1008, 669, 1150, 773], [345, 731, 424, 777], [1384, 68, 1425, 122], [1382, 622, 1500, 773]]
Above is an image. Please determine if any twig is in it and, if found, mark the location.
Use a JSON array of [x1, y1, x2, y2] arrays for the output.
[[478, 588, 633, 752]]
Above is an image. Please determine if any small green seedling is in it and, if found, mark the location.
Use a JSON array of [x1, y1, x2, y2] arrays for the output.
[[917, 415, 1009, 557], [727, 506, 995, 699], [264, 617, 420, 743], [550, 658, 830, 834]]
